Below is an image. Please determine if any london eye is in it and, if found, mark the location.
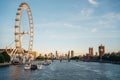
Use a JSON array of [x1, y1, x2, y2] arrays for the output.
[[7, 2, 34, 63]]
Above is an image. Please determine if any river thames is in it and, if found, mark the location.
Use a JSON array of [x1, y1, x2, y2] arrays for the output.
[[0, 60, 120, 80]]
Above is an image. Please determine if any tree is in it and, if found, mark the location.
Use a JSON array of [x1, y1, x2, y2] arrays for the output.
[[36, 56, 45, 61], [0, 54, 5, 63], [102, 53, 110, 61], [70, 56, 79, 60], [1, 51, 10, 62]]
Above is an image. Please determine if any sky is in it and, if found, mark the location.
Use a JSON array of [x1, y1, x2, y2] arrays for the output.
[[0, 0, 120, 55]]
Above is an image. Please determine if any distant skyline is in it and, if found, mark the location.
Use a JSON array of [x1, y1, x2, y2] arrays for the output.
[[0, 0, 120, 55]]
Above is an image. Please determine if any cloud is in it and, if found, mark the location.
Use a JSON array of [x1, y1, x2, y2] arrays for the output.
[[71, 10, 120, 28], [35, 22, 80, 29], [45, 33, 120, 40], [91, 28, 97, 32], [88, 0, 98, 6], [63, 23, 74, 28], [34, 12, 120, 42], [97, 13, 120, 29], [80, 8, 94, 16]]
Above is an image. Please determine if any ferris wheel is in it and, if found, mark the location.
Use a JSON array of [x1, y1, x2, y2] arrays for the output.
[[15, 2, 34, 54], [5, 2, 34, 63]]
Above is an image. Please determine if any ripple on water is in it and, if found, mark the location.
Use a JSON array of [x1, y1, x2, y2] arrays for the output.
[[0, 61, 120, 80]]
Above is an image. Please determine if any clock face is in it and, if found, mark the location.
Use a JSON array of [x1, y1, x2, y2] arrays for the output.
[[100, 48, 103, 51]]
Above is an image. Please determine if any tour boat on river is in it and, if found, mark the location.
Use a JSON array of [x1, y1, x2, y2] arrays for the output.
[[31, 64, 37, 70], [24, 63, 31, 70], [37, 63, 42, 70]]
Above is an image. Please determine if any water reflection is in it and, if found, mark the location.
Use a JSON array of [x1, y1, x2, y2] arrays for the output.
[[9, 65, 32, 80], [0, 61, 120, 80]]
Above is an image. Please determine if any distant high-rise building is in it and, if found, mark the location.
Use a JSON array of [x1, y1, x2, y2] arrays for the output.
[[71, 50, 74, 58], [44, 54, 47, 59], [68, 51, 70, 59], [95, 52, 98, 56], [55, 51, 59, 59], [89, 47, 93, 56], [99, 44, 105, 57], [39, 54, 42, 57], [48, 53, 53, 59], [65, 54, 68, 60]]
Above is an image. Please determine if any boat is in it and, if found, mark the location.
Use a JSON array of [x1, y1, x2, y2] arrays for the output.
[[24, 64, 31, 70], [24, 63, 42, 70], [12, 61, 21, 65], [37, 63, 42, 70], [43, 60, 51, 65], [31, 64, 37, 70]]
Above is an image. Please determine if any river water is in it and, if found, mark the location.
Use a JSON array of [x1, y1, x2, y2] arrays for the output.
[[0, 60, 120, 80]]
